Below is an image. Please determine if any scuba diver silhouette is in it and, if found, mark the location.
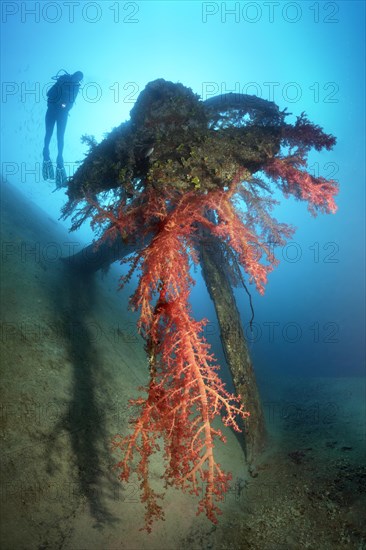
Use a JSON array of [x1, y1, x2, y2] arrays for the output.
[[42, 69, 83, 188]]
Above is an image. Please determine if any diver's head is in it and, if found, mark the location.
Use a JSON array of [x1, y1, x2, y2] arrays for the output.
[[72, 71, 84, 83]]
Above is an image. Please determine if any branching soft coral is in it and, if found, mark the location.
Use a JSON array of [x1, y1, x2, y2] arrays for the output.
[[109, 185, 256, 530], [93, 144, 337, 531], [263, 156, 338, 215]]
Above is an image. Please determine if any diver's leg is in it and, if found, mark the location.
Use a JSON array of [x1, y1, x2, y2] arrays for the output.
[[56, 109, 68, 167], [55, 110, 68, 187], [42, 107, 56, 180], [43, 107, 56, 160]]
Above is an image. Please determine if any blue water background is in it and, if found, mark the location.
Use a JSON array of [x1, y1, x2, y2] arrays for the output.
[[1, 1, 365, 377]]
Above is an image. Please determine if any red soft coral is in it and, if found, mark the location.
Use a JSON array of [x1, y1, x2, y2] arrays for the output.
[[90, 109, 338, 531], [263, 156, 338, 215], [111, 186, 254, 530]]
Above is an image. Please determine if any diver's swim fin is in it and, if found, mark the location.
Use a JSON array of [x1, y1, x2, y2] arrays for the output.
[[55, 166, 68, 189], [42, 160, 54, 180]]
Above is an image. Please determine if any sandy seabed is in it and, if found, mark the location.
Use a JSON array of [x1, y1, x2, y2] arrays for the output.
[[0, 180, 365, 549]]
